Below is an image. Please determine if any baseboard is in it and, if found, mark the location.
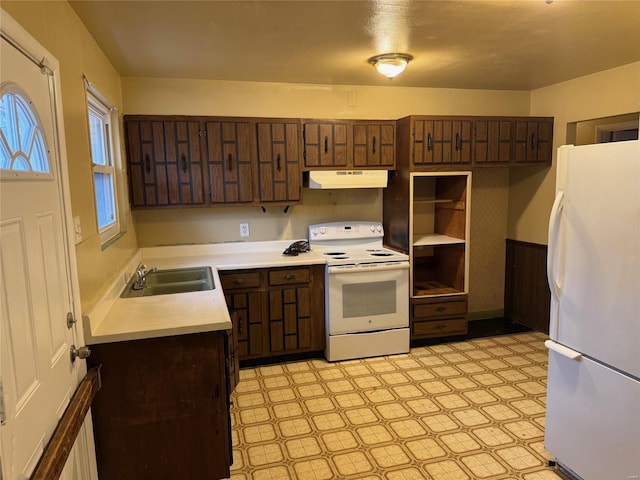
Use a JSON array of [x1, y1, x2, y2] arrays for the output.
[[468, 309, 505, 321]]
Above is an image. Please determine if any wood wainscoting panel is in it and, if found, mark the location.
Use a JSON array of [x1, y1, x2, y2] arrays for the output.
[[504, 239, 550, 333]]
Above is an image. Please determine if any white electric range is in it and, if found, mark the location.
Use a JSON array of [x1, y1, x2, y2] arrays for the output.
[[309, 221, 410, 361]]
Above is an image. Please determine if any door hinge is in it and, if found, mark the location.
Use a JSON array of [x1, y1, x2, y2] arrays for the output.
[[0, 377, 6, 426]]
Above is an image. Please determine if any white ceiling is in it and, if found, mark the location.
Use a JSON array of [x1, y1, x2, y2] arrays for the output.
[[69, 0, 640, 91]]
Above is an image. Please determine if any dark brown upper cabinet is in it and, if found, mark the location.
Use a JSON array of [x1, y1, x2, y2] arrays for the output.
[[352, 122, 395, 168], [399, 116, 473, 170], [396, 115, 553, 172], [302, 120, 396, 170], [256, 120, 301, 204], [204, 120, 254, 205], [474, 119, 514, 165], [514, 118, 554, 164], [125, 117, 205, 208], [302, 120, 349, 169]]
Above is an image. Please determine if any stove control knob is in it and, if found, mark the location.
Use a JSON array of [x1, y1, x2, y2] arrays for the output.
[[370, 225, 376, 232], [312, 228, 319, 237], [376, 225, 383, 233], [320, 227, 326, 235]]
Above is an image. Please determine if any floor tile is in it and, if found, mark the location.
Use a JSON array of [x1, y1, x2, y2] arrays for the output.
[[230, 332, 563, 480]]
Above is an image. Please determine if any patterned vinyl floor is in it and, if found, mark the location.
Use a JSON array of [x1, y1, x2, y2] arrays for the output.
[[228, 332, 565, 480]]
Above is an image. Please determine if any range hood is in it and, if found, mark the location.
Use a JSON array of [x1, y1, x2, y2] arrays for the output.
[[305, 170, 388, 189]]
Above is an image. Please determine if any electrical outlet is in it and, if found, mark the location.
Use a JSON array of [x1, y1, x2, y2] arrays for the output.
[[240, 223, 250, 237]]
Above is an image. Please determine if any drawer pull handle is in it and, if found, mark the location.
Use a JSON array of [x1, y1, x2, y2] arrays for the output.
[[372, 136, 377, 154], [435, 324, 446, 330], [144, 153, 151, 173], [427, 133, 432, 151], [277, 153, 282, 172], [227, 153, 233, 172], [455, 132, 461, 151], [324, 136, 328, 154], [285, 274, 294, 280], [436, 307, 446, 312], [234, 278, 245, 284]]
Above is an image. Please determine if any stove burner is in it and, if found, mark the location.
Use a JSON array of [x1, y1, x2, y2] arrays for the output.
[[370, 252, 393, 257], [324, 252, 346, 256], [330, 256, 349, 260]]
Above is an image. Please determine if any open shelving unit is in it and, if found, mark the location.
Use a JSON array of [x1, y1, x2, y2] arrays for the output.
[[383, 165, 472, 343], [410, 173, 470, 298]]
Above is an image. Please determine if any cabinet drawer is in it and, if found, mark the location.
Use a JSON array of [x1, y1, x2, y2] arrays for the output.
[[220, 272, 261, 290], [269, 268, 310, 286], [413, 318, 467, 337], [413, 299, 467, 319]]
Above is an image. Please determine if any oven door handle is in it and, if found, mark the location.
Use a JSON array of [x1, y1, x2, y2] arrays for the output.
[[328, 262, 410, 274]]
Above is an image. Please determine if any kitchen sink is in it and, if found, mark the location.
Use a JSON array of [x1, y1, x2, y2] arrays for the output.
[[121, 266, 215, 298]]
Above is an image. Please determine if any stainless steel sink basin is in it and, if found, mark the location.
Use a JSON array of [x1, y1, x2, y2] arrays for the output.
[[121, 266, 215, 298]]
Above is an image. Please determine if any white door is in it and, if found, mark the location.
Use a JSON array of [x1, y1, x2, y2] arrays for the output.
[[0, 16, 94, 480]]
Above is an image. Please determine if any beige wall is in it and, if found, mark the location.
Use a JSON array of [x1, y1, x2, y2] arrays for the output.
[[2, 1, 139, 312], [508, 61, 640, 244], [123, 76, 531, 119]]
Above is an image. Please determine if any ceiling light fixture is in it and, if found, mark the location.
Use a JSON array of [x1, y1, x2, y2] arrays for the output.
[[368, 53, 413, 79]]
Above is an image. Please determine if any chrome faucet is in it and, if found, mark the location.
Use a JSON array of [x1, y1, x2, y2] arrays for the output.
[[132, 262, 156, 290]]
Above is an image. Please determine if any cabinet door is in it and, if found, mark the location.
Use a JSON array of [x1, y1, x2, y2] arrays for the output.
[[225, 291, 267, 359], [413, 119, 472, 166], [504, 239, 550, 333], [268, 285, 312, 353], [514, 119, 554, 164], [353, 122, 395, 168], [125, 119, 205, 207], [474, 120, 513, 164], [205, 120, 254, 203], [225, 327, 240, 393], [88, 333, 231, 480], [256, 121, 301, 202], [303, 121, 349, 168]]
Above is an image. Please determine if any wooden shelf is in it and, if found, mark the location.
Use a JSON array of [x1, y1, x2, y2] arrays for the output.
[[414, 198, 453, 204], [413, 281, 463, 296], [413, 199, 465, 211], [413, 234, 465, 247]]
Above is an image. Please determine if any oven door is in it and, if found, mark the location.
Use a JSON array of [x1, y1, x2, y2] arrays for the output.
[[327, 262, 409, 335]]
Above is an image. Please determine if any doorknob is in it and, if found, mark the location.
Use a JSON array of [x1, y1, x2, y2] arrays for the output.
[[70, 345, 91, 363]]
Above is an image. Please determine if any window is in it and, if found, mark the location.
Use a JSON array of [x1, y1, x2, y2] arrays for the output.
[[0, 86, 50, 174], [86, 88, 121, 244]]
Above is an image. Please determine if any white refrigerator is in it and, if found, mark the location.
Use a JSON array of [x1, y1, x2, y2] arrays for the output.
[[545, 140, 640, 479]]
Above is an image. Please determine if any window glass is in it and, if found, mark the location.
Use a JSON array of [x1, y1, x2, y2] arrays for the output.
[[86, 90, 121, 242], [93, 171, 116, 228], [0, 89, 50, 173]]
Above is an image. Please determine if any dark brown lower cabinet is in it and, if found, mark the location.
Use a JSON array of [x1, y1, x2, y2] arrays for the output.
[[88, 331, 232, 480], [411, 295, 468, 344], [504, 239, 551, 333], [219, 265, 325, 363]]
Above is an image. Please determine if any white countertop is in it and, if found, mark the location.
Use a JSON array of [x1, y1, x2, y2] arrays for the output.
[[84, 240, 326, 345]]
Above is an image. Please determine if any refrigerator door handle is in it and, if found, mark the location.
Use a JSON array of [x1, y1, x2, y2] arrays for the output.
[[547, 189, 565, 302], [545, 340, 582, 360]]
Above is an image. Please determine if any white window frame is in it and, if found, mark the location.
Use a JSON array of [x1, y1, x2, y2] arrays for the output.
[[85, 85, 123, 246]]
